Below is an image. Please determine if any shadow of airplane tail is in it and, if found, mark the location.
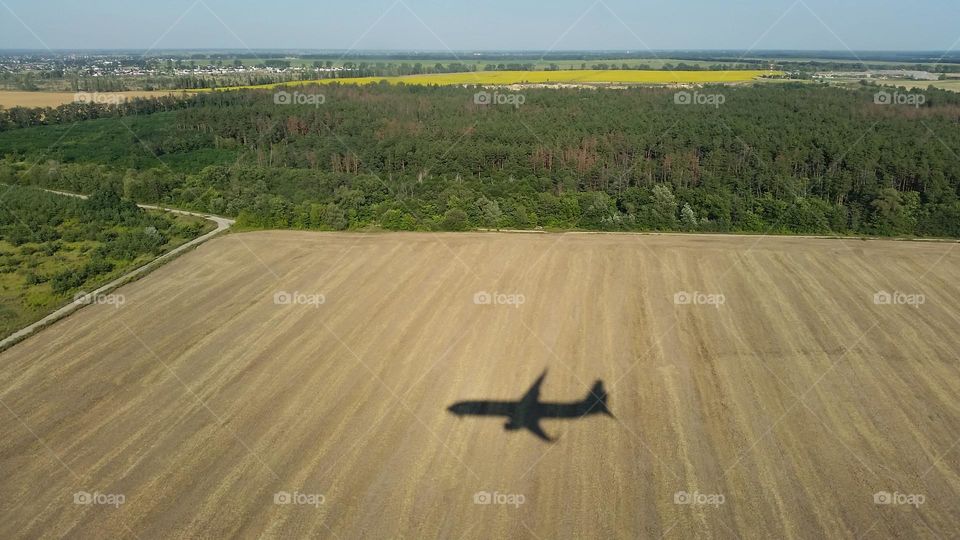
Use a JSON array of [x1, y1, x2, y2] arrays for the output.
[[587, 380, 614, 418]]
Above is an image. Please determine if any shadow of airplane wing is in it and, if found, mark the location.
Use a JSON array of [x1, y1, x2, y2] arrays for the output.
[[526, 419, 554, 442], [520, 370, 547, 405]]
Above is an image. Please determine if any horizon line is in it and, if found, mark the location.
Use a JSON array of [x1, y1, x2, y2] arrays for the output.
[[1, 48, 959, 55]]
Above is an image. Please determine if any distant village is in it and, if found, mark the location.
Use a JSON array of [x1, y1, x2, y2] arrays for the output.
[[814, 69, 942, 81], [0, 54, 345, 77]]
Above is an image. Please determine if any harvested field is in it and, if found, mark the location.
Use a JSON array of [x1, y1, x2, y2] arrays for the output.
[[1, 231, 958, 538], [0, 90, 196, 108], [876, 79, 960, 93]]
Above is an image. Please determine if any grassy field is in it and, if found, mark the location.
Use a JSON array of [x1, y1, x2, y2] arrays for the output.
[[875, 79, 960, 92], [0, 211, 213, 340], [753, 77, 960, 94], [0, 231, 957, 538], [218, 69, 780, 90]]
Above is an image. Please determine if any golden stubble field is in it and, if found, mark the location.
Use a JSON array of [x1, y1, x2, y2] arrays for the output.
[[0, 232, 958, 539], [0, 90, 196, 108]]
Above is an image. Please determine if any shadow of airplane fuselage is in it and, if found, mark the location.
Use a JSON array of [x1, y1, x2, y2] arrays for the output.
[[447, 371, 612, 442]]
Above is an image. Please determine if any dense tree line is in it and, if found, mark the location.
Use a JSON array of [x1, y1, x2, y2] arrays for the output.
[[0, 94, 198, 131], [774, 61, 960, 74], [3, 82, 960, 237], [1, 185, 182, 250]]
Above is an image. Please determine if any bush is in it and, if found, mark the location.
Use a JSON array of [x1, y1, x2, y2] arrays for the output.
[[440, 208, 469, 231]]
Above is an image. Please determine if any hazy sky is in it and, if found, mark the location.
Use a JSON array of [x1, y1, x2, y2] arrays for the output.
[[1, 0, 958, 52]]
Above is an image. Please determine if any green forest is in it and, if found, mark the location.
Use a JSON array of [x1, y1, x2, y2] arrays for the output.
[[1, 81, 958, 237]]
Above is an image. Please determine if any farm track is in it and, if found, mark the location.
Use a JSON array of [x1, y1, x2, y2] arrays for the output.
[[0, 231, 958, 538]]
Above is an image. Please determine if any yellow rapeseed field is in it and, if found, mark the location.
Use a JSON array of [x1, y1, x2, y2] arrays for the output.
[[216, 70, 780, 91]]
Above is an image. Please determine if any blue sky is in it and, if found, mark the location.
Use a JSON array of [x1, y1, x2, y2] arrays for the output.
[[1, 0, 958, 51]]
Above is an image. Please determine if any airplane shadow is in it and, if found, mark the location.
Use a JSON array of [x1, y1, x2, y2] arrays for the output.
[[447, 370, 612, 442]]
